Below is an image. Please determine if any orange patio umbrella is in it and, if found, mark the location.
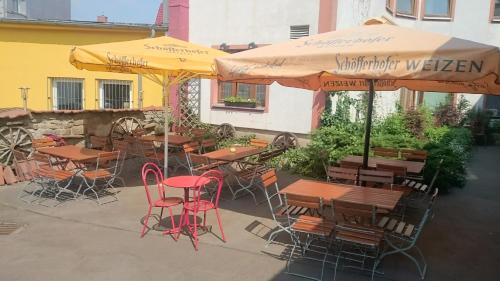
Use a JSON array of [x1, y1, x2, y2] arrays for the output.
[[215, 20, 500, 168], [70, 36, 227, 175]]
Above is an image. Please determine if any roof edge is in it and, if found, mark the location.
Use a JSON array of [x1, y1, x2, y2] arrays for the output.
[[0, 18, 168, 32]]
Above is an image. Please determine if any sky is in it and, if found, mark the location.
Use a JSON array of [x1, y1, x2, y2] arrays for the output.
[[71, 0, 161, 24]]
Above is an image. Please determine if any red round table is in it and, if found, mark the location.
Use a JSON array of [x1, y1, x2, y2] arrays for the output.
[[163, 175, 210, 201], [163, 175, 211, 234]]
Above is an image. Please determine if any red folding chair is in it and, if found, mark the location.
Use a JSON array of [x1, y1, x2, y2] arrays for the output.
[[140, 162, 183, 238], [176, 169, 226, 250]]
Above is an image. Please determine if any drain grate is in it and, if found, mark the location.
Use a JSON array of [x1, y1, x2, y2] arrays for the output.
[[0, 222, 20, 235]]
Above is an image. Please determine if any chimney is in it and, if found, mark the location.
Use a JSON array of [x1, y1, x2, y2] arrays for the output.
[[97, 15, 108, 23]]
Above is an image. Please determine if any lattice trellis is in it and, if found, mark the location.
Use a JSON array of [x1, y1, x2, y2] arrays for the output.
[[178, 78, 201, 128]]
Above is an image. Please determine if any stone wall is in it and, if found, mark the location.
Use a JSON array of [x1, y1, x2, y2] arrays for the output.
[[0, 109, 164, 146]]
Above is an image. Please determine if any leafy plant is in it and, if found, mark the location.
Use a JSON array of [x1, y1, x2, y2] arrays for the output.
[[434, 95, 471, 127], [423, 127, 473, 192], [223, 96, 256, 103]]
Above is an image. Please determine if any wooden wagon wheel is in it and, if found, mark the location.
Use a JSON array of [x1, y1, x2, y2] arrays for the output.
[[215, 123, 235, 140], [109, 117, 143, 141], [272, 132, 299, 150], [0, 126, 33, 165]]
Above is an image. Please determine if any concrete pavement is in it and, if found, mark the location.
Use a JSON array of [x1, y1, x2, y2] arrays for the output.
[[1, 146, 499, 281]]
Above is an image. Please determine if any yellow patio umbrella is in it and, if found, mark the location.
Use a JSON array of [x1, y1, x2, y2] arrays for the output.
[[70, 36, 227, 175], [215, 21, 500, 168]]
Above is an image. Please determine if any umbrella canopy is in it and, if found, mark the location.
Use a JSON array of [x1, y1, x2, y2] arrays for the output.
[[70, 36, 227, 176], [70, 36, 226, 79], [215, 22, 500, 169], [216, 23, 500, 94]]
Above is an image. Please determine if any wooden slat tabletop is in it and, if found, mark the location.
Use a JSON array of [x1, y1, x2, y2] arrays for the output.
[[202, 146, 264, 162], [280, 179, 403, 210], [37, 145, 103, 162], [141, 135, 192, 145], [342, 155, 425, 174]]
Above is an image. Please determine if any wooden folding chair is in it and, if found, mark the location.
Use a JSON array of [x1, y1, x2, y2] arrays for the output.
[[372, 147, 399, 158], [400, 149, 428, 163], [261, 169, 308, 246], [89, 136, 109, 150], [374, 189, 439, 280], [339, 160, 363, 169], [326, 166, 358, 185], [332, 200, 383, 279], [200, 138, 218, 153], [284, 193, 335, 281], [32, 138, 56, 150], [359, 169, 394, 187], [376, 163, 407, 184]]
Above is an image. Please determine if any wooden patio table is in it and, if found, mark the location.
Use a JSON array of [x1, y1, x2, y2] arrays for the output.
[[37, 145, 103, 163], [140, 134, 192, 146], [202, 146, 265, 162], [280, 179, 403, 211], [342, 155, 425, 174]]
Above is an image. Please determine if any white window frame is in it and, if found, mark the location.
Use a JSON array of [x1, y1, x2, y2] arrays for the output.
[[98, 79, 133, 109], [51, 78, 84, 110]]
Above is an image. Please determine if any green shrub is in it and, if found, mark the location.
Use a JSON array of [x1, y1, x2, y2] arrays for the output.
[[217, 134, 255, 148], [276, 95, 473, 192], [423, 127, 473, 192], [272, 125, 364, 178]]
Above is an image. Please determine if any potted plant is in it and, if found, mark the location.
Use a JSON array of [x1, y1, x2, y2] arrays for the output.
[[223, 96, 257, 108]]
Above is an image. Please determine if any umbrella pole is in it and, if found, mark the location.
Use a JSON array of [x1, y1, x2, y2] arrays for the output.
[[362, 79, 376, 169], [163, 76, 170, 177]]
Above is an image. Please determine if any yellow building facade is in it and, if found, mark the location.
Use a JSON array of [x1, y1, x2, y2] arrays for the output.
[[0, 19, 166, 111]]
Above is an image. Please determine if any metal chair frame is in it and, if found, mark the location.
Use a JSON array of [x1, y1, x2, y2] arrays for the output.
[[176, 169, 226, 251], [372, 189, 439, 280], [16, 151, 76, 204], [261, 169, 308, 247], [78, 151, 121, 205], [332, 200, 383, 279], [404, 159, 443, 202], [140, 162, 183, 238], [112, 140, 129, 187], [283, 193, 336, 281]]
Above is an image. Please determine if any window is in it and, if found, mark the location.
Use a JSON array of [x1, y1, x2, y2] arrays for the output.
[[214, 45, 269, 109], [423, 0, 453, 18], [12, 0, 19, 13], [396, 0, 417, 17], [386, 0, 395, 12], [217, 82, 267, 107], [52, 78, 84, 110], [492, 0, 500, 21], [8, 0, 25, 15], [290, 25, 310, 39], [99, 80, 132, 109]]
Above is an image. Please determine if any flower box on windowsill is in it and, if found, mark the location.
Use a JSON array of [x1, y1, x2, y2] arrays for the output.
[[223, 101, 257, 108]]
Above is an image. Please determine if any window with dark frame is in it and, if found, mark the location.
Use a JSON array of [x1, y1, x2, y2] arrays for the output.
[[99, 80, 132, 109], [396, 0, 416, 17], [52, 78, 84, 110], [218, 82, 267, 107], [494, 0, 500, 20], [424, 0, 452, 18], [217, 47, 267, 108]]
